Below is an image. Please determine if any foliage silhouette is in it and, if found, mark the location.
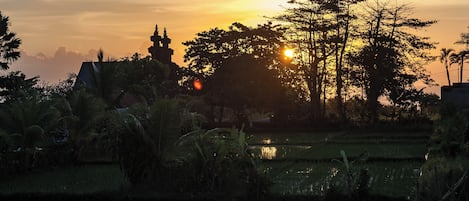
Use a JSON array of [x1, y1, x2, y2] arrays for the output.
[[205, 54, 285, 125], [349, 2, 435, 123], [183, 22, 290, 124], [0, 71, 39, 103], [0, 11, 21, 70], [440, 48, 455, 86]]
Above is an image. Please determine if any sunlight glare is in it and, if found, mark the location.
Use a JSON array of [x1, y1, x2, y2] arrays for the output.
[[284, 49, 294, 59]]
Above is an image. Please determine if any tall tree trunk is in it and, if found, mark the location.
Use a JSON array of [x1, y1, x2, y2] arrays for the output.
[[460, 54, 465, 83], [366, 89, 380, 124], [309, 59, 322, 122], [445, 63, 451, 86], [335, 3, 353, 123]]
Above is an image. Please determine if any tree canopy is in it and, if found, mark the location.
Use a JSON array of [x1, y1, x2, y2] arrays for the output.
[[349, 2, 436, 122]]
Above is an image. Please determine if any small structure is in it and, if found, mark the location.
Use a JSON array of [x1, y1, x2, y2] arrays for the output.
[[441, 83, 469, 108]]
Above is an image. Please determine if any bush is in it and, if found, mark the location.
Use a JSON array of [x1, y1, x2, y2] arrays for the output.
[[113, 99, 270, 199], [417, 158, 469, 201], [174, 128, 271, 198]]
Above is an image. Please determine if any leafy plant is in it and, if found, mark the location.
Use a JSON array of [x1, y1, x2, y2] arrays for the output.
[[112, 99, 181, 184], [174, 127, 270, 198], [0, 11, 21, 70], [417, 158, 469, 201], [419, 105, 469, 201], [53, 89, 106, 161], [428, 105, 468, 158], [113, 99, 270, 199], [329, 150, 370, 200]]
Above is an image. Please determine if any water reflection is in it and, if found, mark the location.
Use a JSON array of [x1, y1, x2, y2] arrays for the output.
[[261, 146, 277, 160], [259, 138, 276, 159], [251, 146, 312, 160]]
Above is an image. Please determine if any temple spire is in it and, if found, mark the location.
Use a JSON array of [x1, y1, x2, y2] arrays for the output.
[[148, 24, 173, 64]]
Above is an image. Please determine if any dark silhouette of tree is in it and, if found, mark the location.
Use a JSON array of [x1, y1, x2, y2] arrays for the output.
[[0, 11, 21, 70], [0, 93, 60, 168], [449, 50, 469, 83], [0, 71, 39, 103], [440, 48, 454, 86], [455, 26, 469, 49], [331, 0, 365, 122], [275, 0, 346, 122], [43, 73, 76, 98], [183, 22, 284, 78], [418, 92, 439, 118], [117, 56, 175, 102], [206, 54, 284, 125], [183, 22, 287, 123], [453, 29, 469, 82], [349, 2, 435, 123]]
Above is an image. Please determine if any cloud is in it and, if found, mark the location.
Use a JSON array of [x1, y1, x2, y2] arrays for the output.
[[8, 47, 103, 84]]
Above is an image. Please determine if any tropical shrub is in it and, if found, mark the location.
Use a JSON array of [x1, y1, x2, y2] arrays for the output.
[[417, 158, 468, 201], [113, 99, 270, 199], [53, 88, 107, 161], [174, 127, 270, 197], [0, 94, 60, 171], [327, 150, 370, 200], [428, 105, 468, 158], [112, 99, 181, 184]]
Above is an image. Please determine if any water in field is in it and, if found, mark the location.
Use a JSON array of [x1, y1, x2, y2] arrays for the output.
[[250, 145, 312, 160], [249, 142, 426, 160], [248, 137, 312, 160], [247, 133, 428, 198]]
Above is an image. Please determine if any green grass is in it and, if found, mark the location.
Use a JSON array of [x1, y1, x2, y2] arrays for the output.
[[0, 164, 127, 194]]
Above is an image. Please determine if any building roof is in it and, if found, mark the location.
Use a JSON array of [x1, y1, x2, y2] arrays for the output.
[[75, 62, 101, 89]]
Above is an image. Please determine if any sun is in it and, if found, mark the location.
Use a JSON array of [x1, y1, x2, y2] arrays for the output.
[[284, 48, 294, 59]]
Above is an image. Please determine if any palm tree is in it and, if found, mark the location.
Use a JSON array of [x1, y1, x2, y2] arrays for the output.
[[450, 51, 469, 83], [0, 12, 21, 70], [440, 48, 454, 86], [0, 94, 60, 169]]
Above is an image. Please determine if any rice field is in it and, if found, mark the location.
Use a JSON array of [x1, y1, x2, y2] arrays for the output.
[[0, 165, 127, 194], [0, 130, 431, 198], [260, 161, 421, 198], [249, 131, 430, 198]]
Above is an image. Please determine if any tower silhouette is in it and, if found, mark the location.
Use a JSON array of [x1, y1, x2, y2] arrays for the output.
[[148, 24, 173, 64]]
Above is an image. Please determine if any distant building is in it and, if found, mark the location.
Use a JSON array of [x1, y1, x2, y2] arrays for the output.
[[74, 23, 180, 106], [148, 24, 174, 65], [441, 83, 469, 108], [75, 61, 103, 89]]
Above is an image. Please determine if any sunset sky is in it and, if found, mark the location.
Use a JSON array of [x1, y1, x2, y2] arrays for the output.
[[1, 0, 469, 95]]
